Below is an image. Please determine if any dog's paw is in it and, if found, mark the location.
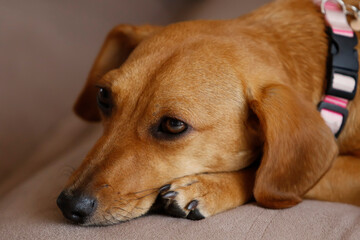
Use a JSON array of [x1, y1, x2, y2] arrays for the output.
[[156, 171, 255, 221], [158, 176, 209, 220]]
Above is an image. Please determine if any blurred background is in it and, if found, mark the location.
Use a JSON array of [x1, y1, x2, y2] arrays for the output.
[[0, 0, 270, 192]]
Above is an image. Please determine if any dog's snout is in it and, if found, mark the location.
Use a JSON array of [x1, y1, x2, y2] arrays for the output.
[[56, 191, 97, 224]]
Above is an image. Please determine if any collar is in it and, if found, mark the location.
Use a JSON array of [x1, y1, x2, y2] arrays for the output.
[[316, 0, 359, 137]]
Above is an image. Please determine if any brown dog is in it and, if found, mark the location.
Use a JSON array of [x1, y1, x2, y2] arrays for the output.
[[57, 0, 360, 226]]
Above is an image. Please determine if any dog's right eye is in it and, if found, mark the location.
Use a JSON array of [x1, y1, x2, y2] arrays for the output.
[[97, 88, 112, 115]]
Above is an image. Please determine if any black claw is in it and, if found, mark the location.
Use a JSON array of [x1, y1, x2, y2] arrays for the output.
[[187, 208, 205, 220], [162, 191, 178, 199], [186, 200, 198, 210], [159, 184, 171, 193]]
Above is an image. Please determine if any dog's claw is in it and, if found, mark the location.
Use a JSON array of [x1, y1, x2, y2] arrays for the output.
[[162, 191, 178, 199], [186, 200, 198, 210], [159, 184, 171, 193], [157, 177, 207, 221]]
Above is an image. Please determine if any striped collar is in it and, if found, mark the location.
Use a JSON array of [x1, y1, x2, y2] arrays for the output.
[[316, 0, 358, 137]]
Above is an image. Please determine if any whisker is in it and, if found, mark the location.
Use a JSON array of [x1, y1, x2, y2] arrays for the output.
[[115, 212, 131, 220], [128, 190, 157, 200], [114, 199, 130, 206], [133, 206, 147, 210], [60, 165, 76, 177], [132, 187, 159, 194], [112, 206, 133, 216]]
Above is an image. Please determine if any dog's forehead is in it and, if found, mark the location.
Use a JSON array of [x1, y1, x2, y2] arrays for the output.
[[113, 41, 243, 110], [100, 23, 251, 125], [112, 34, 242, 94]]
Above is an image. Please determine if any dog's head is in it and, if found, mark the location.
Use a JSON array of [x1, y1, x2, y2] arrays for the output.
[[57, 22, 337, 225]]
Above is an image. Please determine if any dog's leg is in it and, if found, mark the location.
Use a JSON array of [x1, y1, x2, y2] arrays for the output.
[[158, 167, 256, 220], [305, 155, 360, 206]]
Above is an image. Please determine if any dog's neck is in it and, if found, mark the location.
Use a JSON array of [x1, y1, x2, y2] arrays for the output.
[[227, 0, 358, 138], [238, 0, 329, 103], [236, 0, 359, 103]]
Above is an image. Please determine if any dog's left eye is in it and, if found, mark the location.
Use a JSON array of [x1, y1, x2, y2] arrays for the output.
[[159, 117, 188, 135], [97, 87, 112, 115]]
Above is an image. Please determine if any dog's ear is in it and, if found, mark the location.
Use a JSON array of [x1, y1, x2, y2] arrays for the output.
[[248, 83, 338, 208], [74, 24, 162, 121]]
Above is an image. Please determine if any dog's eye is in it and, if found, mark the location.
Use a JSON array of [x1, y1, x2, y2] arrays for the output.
[[97, 88, 112, 115], [160, 118, 188, 135]]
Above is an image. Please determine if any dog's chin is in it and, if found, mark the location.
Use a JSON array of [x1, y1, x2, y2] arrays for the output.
[[75, 210, 148, 227], [72, 195, 162, 227]]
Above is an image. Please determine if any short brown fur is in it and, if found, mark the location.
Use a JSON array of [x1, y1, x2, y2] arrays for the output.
[[60, 0, 360, 225]]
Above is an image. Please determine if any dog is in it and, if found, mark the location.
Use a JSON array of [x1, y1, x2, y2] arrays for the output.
[[57, 0, 360, 226]]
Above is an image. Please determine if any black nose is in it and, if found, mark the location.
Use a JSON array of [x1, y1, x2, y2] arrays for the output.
[[56, 191, 97, 224]]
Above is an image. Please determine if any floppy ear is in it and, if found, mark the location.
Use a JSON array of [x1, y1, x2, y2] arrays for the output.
[[74, 24, 162, 121], [249, 83, 338, 208]]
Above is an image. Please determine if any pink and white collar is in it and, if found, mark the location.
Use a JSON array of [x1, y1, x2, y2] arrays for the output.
[[315, 0, 359, 137]]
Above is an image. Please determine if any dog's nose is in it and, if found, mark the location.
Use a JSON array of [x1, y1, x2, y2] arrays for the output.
[[56, 191, 97, 224]]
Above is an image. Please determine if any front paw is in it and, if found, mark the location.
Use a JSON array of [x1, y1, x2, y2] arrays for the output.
[[156, 170, 255, 220], [158, 176, 208, 220]]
